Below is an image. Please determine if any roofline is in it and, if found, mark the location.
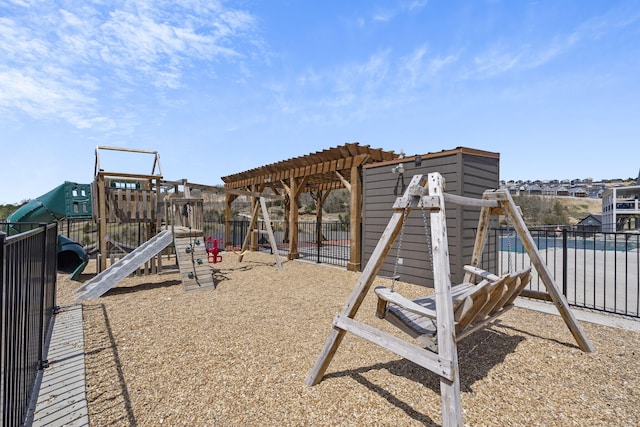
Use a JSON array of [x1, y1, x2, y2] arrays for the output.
[[363, 146, 500, 169]]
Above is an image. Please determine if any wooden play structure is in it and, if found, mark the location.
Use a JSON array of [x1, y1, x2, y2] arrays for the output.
[[92, 146, 163, 274], [306, 173, 594, 426], [76, 147, 216, 299]]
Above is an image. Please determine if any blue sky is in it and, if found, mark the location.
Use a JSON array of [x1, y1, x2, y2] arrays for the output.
[[1, 0, 639, 204]]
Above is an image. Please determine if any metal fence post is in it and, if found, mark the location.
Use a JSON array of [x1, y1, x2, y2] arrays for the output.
[[0, 231, 4, 424], [562, 228, 568, 296], [37, 224, 49, 370]]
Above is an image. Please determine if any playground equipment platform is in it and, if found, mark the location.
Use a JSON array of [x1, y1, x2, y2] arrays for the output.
[[74, 227, 215, 300]]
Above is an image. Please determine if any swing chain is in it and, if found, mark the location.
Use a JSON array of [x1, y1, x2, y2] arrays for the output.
[[505, 213, 513, 274], [391, 206, 409, 291], [420, 201, 432, 271]]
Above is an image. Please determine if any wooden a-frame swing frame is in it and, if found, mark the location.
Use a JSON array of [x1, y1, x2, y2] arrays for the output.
[[305, 172, 594, 426], [236, 196, 283, 271]]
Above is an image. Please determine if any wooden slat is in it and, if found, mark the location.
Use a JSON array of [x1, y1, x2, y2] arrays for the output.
[[374, 287, 437, 318], [333, 315, 454, 381], [520, 289, 552, 301], [444, 192, 500, 208]]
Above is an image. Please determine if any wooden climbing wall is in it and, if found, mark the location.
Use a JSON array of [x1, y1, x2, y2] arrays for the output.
[[173, 227, 215, 291]]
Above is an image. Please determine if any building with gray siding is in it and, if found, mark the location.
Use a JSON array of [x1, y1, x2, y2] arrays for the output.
[[362, 147, 500, 287]]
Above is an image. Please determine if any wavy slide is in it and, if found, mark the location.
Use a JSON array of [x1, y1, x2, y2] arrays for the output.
[[7, 182, 91, 280]]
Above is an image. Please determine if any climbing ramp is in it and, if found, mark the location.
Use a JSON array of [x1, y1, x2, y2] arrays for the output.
[[74, 227, 214, 300], [173, 227, 216, 292]]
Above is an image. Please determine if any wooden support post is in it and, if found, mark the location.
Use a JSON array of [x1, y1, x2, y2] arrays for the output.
[[224, 193, 236, 250], [250, 195, 259, 252], [427, 173, 463, 426], [97, 174, 107, 273], [288, 177, 300, 260], [305, 174, 424, 386], [155, 179, 162, 273], [464, 203, 493, 283], [238, 202, 260, 262], [260, 197, 282, 271], [347, 160, 363, 271], [496, 190, 595, 353]]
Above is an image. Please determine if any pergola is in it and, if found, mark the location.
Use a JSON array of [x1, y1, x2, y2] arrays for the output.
[[220, 143, 398, 271]]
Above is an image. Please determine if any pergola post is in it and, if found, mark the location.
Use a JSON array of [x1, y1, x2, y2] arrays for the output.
[[347, 154, 368, 271], [224, 193, 236, 250], [288, 177, 300, 260]]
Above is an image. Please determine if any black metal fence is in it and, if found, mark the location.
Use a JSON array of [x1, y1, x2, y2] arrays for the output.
[[214, 220, 351, 267], [61, 217, 352, 267], [480, 227, 640, 318], [55, 218, 640, 318], [0, 222, 58, 427]]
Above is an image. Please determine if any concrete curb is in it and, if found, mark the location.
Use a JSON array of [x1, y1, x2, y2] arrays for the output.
[[515, 298, 640, 332]]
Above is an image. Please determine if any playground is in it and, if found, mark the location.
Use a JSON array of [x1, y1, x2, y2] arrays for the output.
[[54, 252, 639, 426], [6, 146, 640, 426]]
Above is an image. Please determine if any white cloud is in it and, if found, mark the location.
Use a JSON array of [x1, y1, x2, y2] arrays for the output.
[[372, 9, 394, 23], [407, 0, 429, 12], [398, 44, 458, 89], [472, 46, 523, 79], [358, 0, 429, 27], [466, 5, 640, 80], [277, 46, 458, 125], [0, 0, 262, 129]]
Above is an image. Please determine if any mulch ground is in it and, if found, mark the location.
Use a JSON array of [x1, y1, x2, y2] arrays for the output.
[[56, 251, 640, 426]]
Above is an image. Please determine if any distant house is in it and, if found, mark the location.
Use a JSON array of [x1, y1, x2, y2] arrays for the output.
[[576, 214, 602, 234], [556, 186, 570, 196], [570, 187, 589, 198], [528, 184, 542, 195]]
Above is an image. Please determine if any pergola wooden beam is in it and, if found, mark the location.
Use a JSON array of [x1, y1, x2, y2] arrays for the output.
[[220, 143, 398, 268]]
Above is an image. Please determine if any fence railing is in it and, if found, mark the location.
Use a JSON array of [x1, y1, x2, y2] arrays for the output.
[[57, 218, 640, 318], [212, 220, 351, 267], [480, 227, 640, 318], [1, 222, 58, 427]]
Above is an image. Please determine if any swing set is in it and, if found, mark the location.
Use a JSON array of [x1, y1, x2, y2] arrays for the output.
[[306, 172, 594, 426], [235, 196, 282, 271]]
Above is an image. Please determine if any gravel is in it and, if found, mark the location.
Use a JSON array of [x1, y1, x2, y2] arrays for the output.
[[56, 251, 640, 426]]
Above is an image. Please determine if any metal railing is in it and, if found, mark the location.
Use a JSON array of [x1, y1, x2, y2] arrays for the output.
[[480, 227, 640, 318], [56, 218, 640, 318], [213, 220, 351, 267], [1, 222, 58, 427]]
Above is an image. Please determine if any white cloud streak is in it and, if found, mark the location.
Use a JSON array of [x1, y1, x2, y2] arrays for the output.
[[0, 0, 261, 129], [467, 5, 640, 80], [275, 45, 457, 125]]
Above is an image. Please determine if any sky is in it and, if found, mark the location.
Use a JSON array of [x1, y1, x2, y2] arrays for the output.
[[1, 0, 639, 204]]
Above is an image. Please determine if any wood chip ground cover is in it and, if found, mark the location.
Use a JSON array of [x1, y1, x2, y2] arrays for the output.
[[56, 252, 640, 426]]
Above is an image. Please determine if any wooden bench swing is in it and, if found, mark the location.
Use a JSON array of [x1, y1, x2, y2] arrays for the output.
[[305, 172, 594, 426]]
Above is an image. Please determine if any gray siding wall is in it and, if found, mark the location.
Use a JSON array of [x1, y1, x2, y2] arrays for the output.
[[362, 150, 499, 287]]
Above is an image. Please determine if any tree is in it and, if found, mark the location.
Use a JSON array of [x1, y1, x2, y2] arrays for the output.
[[512, 195, 569, 226]]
